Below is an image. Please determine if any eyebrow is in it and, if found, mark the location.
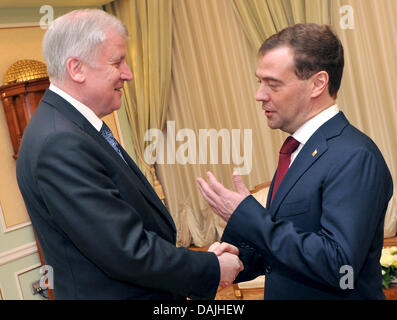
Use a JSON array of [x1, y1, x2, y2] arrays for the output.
[[110, 54, 125, 62], [255, 73, 284, 84]]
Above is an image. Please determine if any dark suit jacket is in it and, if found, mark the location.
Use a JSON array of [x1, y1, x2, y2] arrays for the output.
[[16, 89, 219, 300], [222, 112, 393, 299]]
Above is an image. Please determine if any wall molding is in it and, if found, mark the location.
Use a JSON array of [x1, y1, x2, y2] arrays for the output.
[[15, 263, 41, 300], [2, 221, 32, 233], [0, 203, 31, 233], [0, 23, 40, 29], [0, 242, 38, 266]]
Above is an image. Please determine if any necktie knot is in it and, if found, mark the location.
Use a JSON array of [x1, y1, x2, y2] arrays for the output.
[[280, 136, 300, 155], [100, 122, 113, 140]]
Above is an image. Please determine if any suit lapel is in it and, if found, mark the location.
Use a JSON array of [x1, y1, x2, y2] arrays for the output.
[[266, 173, 276, 209], [120, 147, 177, 232], [270, 134, 328, 217], [269, 112, 349, 218], [42, 90, 176, 232]]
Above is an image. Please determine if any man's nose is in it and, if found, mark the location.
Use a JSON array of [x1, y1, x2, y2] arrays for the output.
[[256, 86, 270, 102], [121, 62, 133, 81]]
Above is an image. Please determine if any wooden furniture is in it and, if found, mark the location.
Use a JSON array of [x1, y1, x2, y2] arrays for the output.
[[384, 236, 397, 247], [216, 284, 263, 300], [0, 77, 50, 159], [250, 181, 271, 194], [384, 284, 397, 300]]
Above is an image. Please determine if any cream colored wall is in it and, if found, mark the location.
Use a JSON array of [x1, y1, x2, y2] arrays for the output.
[[0, 26, 46, 84], [0, 26, 46, 228]]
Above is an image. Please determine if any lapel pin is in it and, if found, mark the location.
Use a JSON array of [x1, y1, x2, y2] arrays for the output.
[[312, 149, 318, 157]]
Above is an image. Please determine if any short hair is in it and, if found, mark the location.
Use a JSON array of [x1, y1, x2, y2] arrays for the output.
[[259, 23, 344, 98], [42, 9, 128, 81]]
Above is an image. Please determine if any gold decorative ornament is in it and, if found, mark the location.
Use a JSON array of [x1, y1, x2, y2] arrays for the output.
[[4, 59, 48, 85], [312, 149, 318, 157], [0, 60, 50, 159]]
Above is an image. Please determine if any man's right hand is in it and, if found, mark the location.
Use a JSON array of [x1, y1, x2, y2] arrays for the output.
[[211, 243, 244, 288]]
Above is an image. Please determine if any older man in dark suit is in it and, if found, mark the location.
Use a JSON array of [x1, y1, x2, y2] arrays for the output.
[[16, 9, 243, 300]]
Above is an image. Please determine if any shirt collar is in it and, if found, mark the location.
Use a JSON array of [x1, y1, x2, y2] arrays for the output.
[[49, 83, 103, 132], [292, 104, 340, 145]]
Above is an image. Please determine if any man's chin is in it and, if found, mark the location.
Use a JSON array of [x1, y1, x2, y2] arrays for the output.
[[112, 104, 122, 112], [266, 119, 280, 130]]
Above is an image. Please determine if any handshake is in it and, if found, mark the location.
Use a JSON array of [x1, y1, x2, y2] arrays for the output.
[[208, 241, 244, 288]]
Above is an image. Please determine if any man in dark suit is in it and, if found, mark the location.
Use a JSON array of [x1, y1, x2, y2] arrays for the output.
[[197, 23, 393, 299], [16, 9, 243, 300]]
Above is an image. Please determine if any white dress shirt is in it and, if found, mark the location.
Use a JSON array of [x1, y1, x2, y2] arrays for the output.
[[290, 104, 340, 166], [49, 84, 103, 132]]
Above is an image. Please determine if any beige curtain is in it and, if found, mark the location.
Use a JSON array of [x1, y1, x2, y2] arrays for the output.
[[232, 0, 331, 50], [157, 0, 292, 247], [330, 0, 397, 193], [105, 0, 173, 192], [157, 0, 332, 247]]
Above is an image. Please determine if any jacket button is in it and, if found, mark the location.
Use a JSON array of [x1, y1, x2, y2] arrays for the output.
[[265, 265, 272, 274]]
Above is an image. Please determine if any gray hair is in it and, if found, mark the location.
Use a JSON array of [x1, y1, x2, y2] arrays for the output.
[[42, 9, 128, 81]]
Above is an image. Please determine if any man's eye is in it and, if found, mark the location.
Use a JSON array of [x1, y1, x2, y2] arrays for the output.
[[267, 82, 279, 90]]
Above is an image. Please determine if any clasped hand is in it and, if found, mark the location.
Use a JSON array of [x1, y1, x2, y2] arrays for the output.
[[208, 241, 244, 288]]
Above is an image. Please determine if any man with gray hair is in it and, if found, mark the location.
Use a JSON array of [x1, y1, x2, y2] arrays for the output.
[[16, 9, 243, 300]]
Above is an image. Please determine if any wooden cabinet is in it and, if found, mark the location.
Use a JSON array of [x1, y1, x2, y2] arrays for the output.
[[0, 77, 49, 159]]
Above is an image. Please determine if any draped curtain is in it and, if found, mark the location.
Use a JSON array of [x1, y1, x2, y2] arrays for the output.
[[330, 0, 397, 202], [156, 0, 331, 247], [157, 0, 268, 246], [232, 0, 331, 50]]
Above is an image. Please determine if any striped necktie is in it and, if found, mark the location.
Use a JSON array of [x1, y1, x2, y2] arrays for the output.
[[100, 122, 126, 162]]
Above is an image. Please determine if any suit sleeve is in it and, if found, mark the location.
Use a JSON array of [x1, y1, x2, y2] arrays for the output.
[[35, 132, 220, 299], [226, 245, 265, 283], [222, 148, 393, 289]]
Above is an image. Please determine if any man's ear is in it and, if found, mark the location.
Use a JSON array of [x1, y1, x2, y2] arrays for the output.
[[311, 71, 329, 98], [66, 57, 85, 83]]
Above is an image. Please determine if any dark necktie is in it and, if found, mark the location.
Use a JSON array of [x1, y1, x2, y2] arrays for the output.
[[270, 136, 300, 204], [100, 122, 126, 162]]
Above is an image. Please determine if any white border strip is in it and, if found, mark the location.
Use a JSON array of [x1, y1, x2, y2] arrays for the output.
[[0, 203, 6, 233], [3, 221, 32, 233], [0, 22, 40, 29], [14, 263, 41, 300], [0, 242, 38, 266]]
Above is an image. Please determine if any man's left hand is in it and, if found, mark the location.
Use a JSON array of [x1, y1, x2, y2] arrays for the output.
[[196, 171, 250, 221]]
